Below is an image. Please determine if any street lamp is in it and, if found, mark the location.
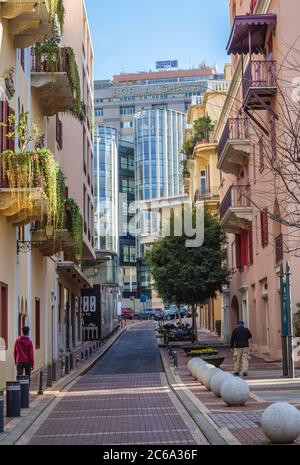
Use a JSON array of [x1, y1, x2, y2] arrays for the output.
[[17, 223, 55, 254]]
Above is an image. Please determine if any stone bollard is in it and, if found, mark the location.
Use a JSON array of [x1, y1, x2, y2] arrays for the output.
[[17, 376, 30, 409], [46, 364, 52, 388], [173, 351, 178, 368], [89, 346, 92, 356], [81, 351, 84, 360], [96, 341, 99, 350], [6, 382, 21, 417], [0, 390, 4, 433], [52, 361, 57, 382], [65, 355, 70, 375], [93, 344, 96, 353], [76, 354, 80, 366], [85, 349, 88, 359], [37, 370, 44, 395], [61, 357, 65, 377], [69, 353, 74, 371]]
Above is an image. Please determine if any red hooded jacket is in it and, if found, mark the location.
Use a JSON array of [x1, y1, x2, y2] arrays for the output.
[[14, 336, 34, 368]]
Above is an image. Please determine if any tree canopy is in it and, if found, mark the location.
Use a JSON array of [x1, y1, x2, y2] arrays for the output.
[[145, 207, 231, 309]]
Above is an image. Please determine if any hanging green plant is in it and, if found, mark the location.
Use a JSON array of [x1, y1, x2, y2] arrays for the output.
[[45, 0, 65, 35], [56, 167, 66, 230], [1, 148, 59, 225], [34, 38, 62, 73], [65, 197, 83, 254], [65, 47, 82, 122]]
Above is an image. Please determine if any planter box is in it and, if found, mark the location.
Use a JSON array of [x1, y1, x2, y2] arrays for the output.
[[200, 356, 225, 368], [189, 350, 219, 358], [182, 344, 208, 353]]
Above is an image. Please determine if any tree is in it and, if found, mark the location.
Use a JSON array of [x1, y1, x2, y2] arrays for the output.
[[145, 207, 231, 341]]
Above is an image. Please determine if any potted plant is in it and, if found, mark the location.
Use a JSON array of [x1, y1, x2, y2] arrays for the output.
[[188, 348, 219, 357], [193, 116, 215, 144], [200, 355, 226, 368], [182, 343, 208, 354]]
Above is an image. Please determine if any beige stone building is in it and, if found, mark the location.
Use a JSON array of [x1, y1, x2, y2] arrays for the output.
[[0, 0, 95, 387], [183, 69, 231, 334]]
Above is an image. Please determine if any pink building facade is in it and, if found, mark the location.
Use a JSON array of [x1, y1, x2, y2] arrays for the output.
[[216, 0, 300, 363]]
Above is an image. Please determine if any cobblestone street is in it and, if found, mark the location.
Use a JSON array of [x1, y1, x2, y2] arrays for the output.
[[18, 324, 207, 445]]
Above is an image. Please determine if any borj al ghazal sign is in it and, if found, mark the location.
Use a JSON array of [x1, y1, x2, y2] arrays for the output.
[[112, 81, 207, 98]]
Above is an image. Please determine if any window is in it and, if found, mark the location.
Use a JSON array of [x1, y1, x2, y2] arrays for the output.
[[123, 246, 136, 263], [261, 208, 269, 247], [35, 298, 41, 349], [121, 179, 135, 194], [0, 283, 8, 349], [56, 114, 63, 150], [121, 157, 134, 171], [120, 106, 135, 115], [120, 120, 133, 129], [235, 230, 253, 269], [95, 108, 103, 117]]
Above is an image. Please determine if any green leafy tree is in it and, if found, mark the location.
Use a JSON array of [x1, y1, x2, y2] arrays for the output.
[[146, 208, 231, 341], [193, 116, 215, 142]]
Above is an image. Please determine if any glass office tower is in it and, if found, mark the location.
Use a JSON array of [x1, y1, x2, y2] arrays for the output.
[[135, 108, 186, 203], [93, 127, 119, 253]]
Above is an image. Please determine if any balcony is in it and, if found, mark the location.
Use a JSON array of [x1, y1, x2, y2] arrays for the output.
[[0, 160, 47, 227], [220, 185, 252, 234], [31, 47, 75, 116], [218, 118, 251, 175], [194, 187, 219, 204], [0, 0, 64, 49], [243, 60, 277, 111]]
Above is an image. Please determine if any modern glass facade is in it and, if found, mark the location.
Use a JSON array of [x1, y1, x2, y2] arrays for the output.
[[134, 108, 186, 203], [93, 127, 119, 253]]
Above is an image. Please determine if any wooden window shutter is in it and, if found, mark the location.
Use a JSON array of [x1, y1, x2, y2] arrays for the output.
[[261, 208, 269, 247], [241, 230, 248, 267], [0, 283, 8, 349], [248, 228, 254, 265], [235, 234, 242, 269]]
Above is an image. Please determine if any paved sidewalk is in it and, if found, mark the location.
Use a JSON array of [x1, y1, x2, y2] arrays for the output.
[[161, 329, 300, 445], [0, 322, 132, 445], [17, 323, 208, 445]]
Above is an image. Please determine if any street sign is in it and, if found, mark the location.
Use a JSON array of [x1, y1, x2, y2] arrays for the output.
[[280, 272, 289, 337], [140, 294, 148, 303]]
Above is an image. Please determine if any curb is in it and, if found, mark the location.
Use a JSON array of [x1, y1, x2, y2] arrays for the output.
[[160, 349, 239, 446], [0, 324, 130, 445]]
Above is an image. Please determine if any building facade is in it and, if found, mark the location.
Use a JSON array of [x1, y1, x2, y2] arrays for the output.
[[0, 0, 95, 387], [184, 67, 231, 334], [216, 0, 300, 362], [94, 67, 226, 143], [134, 108, 188, 304]]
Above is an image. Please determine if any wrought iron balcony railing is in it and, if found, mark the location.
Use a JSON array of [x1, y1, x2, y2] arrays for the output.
[[220, 185, 251, 220], [243, 60, 276, 101], [194, 187, 219, 203], [218, 117, 249, 161]]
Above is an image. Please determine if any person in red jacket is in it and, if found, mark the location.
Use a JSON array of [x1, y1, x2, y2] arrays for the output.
[[14, 326, 34, 377]]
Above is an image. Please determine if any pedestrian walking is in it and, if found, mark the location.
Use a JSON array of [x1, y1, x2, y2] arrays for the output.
[[230, 321, 252, 377], [14, 327, 34, 379]]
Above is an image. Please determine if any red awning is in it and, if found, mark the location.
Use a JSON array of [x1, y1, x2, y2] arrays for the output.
[[227, 14, 277, 55]]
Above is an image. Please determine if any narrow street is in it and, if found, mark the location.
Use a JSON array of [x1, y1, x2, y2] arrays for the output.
[[18, 324, 207, 445]]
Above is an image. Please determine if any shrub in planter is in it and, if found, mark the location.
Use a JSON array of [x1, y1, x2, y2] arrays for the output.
[[182, 343, 208, 353], [200, 355, 225, 368], [189, 348, 219, 357]]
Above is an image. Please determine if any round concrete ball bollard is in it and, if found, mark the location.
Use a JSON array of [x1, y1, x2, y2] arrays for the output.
[[220, 376, 250, 406], [261, 402, 300, 444], [202, 367, 222, 391], [195, 363, 215, 384], [188, 358, 205, 378], [210, 371, 233, 398]]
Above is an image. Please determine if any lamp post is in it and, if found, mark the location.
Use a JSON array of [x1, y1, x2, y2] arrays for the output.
[[279, 263, 295, 378], [17, 223, 55, 254]]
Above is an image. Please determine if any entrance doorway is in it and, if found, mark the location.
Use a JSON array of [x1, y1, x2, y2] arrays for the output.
[[231, 296, 239, 330]]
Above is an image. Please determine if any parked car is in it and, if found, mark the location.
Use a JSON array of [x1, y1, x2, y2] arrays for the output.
[[163, 306, 193, 320], [137, 308, 164, 320], [121, 308, 135, 319]]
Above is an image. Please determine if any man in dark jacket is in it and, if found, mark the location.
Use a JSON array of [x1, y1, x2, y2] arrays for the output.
[[230, 321, 252, 377], [14, 327, 34, 378]]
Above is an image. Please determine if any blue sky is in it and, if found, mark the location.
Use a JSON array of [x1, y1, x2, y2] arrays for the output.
[[85, 0, 230, 80]]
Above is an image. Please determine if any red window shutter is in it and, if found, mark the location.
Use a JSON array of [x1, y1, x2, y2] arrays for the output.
[[241, 230, 248, 267], [235, 234, 242, 269], [0, 283, 8, 349], [35, 299, 41, 349], [248, 228, 253, 265], [261, 208, 269, 247]]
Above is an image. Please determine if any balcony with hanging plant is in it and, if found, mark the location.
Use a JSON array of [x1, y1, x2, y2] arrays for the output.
[[0, 112, 60, 226], [31, 169, 84, 260], [0, 0, 65, 49], [31, 39, 82, 118]]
